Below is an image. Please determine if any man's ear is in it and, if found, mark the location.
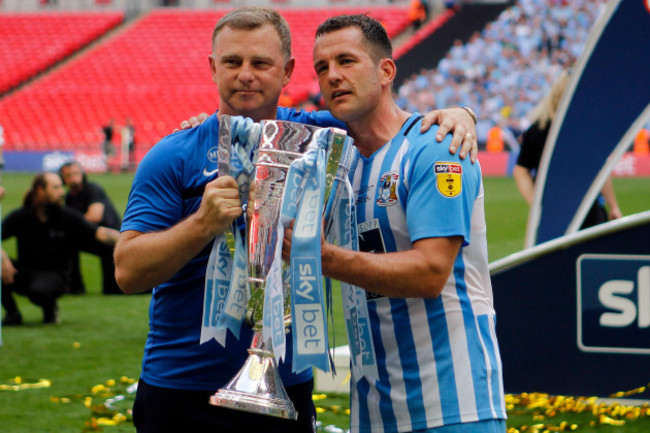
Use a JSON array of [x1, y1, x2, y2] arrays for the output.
[[282, 57, 296, 87], [208, 55, 218, 85], [379, 58, 397, 88]]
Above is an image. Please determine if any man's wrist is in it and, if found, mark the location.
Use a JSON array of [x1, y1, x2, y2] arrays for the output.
[[458, 106, 477, 124]]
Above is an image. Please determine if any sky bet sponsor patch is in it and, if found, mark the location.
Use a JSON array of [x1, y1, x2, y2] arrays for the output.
[[434, 162, 462, 198]]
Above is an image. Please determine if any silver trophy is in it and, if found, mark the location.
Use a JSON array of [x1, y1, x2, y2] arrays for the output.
[[209, 117, 354, 419]]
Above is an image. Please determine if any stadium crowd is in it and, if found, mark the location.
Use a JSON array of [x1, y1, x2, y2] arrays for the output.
[[395, 0, 611, 146]]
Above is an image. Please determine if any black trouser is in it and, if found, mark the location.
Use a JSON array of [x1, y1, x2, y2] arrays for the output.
[[580, 201, 609, 230], [70, 240, 121, 295], [133, 378, 316, 433], [1, 267, 65, 314]]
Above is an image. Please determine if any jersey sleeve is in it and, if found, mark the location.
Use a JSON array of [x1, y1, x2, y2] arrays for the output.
[[405, 125, 480, 246], [278, 106, 346, 129], [121, 134, 186, 233]]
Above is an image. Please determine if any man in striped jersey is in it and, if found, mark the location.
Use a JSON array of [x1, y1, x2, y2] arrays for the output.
[[288, 14, 507, 433]]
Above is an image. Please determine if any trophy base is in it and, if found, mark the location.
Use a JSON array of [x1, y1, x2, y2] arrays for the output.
[[209, 334, 298, 420], [209, 388, 298, 420]]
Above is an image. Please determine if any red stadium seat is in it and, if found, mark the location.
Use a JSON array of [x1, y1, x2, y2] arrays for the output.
[[0, 7, 409, 152], [0, 12, 124, 94]]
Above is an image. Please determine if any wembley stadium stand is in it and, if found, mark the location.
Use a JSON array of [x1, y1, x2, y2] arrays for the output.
[[0, 11, 124, 94], [0, 6, 410, 154]]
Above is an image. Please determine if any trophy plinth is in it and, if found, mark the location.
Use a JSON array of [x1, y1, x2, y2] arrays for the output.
[[209, 333, 298, 420]]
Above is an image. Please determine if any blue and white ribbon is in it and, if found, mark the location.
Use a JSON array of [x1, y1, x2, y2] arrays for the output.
[[201, 233, 234, 345], [200, 116, 259, 345], [287, 130, 331, 374], [329, 154, 379, 382]]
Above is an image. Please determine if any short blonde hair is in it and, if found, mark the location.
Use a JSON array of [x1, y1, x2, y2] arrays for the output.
[[212, 7, 292, 63]]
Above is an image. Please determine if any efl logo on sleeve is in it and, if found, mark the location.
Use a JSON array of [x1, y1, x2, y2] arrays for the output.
[[576, 254, 650, 354], [434, 162, 462, 198]]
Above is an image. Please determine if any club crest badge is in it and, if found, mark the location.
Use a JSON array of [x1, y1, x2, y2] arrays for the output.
[[434, 162, 462, 198], [376, 171, 398, 207]]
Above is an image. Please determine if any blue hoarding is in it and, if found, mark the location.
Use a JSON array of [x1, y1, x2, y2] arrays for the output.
[[491, 212, 650, 396], [577, 254, 650, 354]]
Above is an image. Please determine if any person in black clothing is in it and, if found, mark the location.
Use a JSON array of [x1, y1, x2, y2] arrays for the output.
[[1, 172, 119, 325], [514, 71, 622, 229], [59, 161, 123, 295], [102, 119, 115, 159], [121, 117, 136, 170]]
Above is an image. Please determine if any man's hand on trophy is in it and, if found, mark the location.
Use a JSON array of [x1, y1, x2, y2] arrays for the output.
[[281, 218, 328, 264], [419, 107, 478, 163], [175, 112, 209, 132], [195, 176, 243, 236]]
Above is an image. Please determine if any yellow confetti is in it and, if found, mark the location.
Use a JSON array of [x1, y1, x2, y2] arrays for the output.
[[0, 378, 51, 391], [500, 386, 650, 433], [96, 417, 117, 426], [599, 414, 625, 426], [91, 384, 106, 394]]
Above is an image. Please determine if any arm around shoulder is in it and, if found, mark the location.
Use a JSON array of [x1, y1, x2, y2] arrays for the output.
[[419, 107, 478, 162]]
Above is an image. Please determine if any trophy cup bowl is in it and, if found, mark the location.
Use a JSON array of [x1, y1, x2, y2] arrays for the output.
[[209, 118, 352, 420]]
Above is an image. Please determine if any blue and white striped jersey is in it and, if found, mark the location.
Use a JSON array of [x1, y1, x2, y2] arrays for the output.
[[348, 113, 506, 433]]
